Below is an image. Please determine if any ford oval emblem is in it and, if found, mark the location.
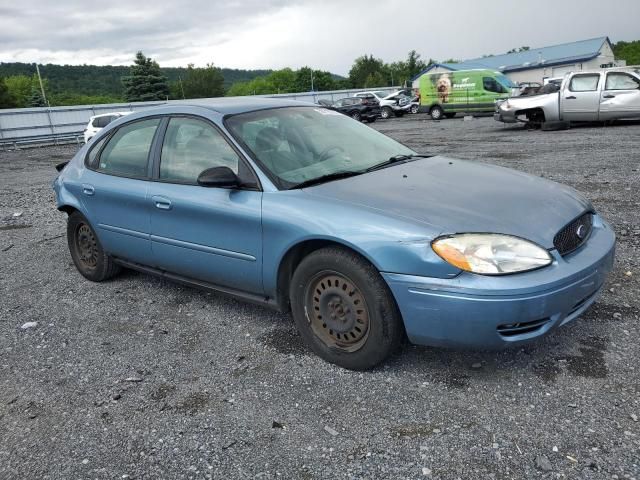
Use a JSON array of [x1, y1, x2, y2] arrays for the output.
[[576, 224, 586, 240]]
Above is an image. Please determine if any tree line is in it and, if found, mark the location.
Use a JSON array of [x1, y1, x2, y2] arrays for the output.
[[1, 40, 639, 109]]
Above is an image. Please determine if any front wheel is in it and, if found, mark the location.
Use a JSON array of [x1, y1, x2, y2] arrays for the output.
[[380, 106, 392, 119], [351, 111, 362, 122], [410, 104, 419, 114], [430, 105, 444, 120], [67, 211, 120, 282], [289, 247, 404, 370]]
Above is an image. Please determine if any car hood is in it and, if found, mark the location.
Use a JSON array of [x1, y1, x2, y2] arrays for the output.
[[304, 156, 592, 249]]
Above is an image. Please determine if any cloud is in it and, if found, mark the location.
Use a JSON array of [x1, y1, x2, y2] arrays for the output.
[[0, 0, 638, 75]]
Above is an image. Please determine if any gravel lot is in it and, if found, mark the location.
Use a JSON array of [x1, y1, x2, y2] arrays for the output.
[[1, 115, 639, 479]]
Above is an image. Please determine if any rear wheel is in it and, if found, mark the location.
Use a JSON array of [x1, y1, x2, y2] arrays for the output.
[[430, 105, 444, 120], [289, 247, 404, 370], [380, 106, 392, 119], [67, 212, 120, 282]]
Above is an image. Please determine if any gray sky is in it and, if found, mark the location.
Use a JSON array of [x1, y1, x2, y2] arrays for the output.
[[1, 0, 639, 75]]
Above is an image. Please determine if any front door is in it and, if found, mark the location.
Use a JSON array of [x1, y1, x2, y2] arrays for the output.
[[561, 73, 601, 121], [599, 72, 640, 121], [149, 116, 263, 294]]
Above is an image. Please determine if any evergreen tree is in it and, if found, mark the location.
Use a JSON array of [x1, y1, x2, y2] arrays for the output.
[[0, 77, 16, 108], [28, 85, 46, 107], [122, 52, 170, 102]]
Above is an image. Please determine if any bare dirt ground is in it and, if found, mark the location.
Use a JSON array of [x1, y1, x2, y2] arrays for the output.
[[1, 115, 639, 479]]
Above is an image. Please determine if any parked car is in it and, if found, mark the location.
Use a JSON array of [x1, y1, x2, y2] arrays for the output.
[[84, 112, 131, 143], [384, 91, 420, 114], [53, 98, 615, 370], [495, 68, 640, 128], [317, 95, 380, 122], [415, 69, 514, 119], [354, 91, 411, 119]]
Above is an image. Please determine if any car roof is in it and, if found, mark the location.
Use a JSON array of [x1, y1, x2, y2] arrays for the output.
[[168, 97, 315, 115], [90, 111, 131, 120]]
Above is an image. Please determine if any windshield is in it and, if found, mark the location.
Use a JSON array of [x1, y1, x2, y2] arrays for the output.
[[496, 73, 516, 90], [225, 107, 415, 189]]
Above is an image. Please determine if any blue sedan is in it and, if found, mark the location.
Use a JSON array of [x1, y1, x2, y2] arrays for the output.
[[53, 98, 615, 370]]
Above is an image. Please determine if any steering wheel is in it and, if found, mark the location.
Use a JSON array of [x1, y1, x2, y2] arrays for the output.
[[317, 145, 345, 163]]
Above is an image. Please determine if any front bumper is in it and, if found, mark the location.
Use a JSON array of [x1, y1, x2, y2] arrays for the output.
[[382, 217, 616, 349]]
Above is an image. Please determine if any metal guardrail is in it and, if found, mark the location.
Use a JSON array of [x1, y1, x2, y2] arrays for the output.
[[0, 87, 400, 149]]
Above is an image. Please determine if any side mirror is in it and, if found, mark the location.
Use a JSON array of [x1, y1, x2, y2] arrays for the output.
[[197, 166, 239, 188]]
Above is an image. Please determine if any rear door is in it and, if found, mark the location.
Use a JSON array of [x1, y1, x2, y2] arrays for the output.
[[561, 73, 601, 121], [599, 72, 640, 120], [80, 118, 161, 265], [148, 116, 263, 294]]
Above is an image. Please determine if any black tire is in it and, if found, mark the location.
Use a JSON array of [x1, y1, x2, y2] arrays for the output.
[[289, 247, 404, 370], [67, 211, 120, 282], [380, 106, 392, 119], [541, 120, 570, 131], [351, 111, 362, 122], [430, 105, 444, 120], [444, 112, 456, 119]]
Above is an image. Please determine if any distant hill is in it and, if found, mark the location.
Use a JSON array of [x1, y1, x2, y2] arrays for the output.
[[0, 62, 273, 98]]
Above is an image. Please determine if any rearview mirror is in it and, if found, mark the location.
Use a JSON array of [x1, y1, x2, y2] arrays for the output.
[[197, 166, 239, 188]]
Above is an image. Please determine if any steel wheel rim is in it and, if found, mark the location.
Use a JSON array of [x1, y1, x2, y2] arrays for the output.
[[305, 271, 370, 353], [76, 223, 98, 269], [432, 108, 442, 119]]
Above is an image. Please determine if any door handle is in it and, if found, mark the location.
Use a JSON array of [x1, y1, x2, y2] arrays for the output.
[[603, 94, 615, 98], [82, 184, 95, 196], [152, 195, 172, 210], [565, 96, 577, 100]]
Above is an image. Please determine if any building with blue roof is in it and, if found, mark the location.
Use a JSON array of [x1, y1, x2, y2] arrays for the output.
[[411, 37, 624, 86]]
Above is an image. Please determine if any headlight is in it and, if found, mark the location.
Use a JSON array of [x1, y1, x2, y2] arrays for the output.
[[432, 234, 552, 275]]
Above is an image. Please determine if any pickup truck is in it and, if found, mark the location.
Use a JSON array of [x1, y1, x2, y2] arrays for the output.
[[495, 68, 640, 128]]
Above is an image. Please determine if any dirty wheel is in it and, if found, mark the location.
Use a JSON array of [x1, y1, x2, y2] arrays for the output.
[[67, 211, 120, 282], [430, 105, 444, 120], [307, 273, 370, 352], [290, 247, 404, 370], [380, 106, 392, 119]]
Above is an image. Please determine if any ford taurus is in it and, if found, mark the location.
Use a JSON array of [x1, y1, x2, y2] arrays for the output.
[[53, 98, 616, 370]]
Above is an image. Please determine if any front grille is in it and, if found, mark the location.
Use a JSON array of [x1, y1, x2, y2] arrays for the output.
[[497, 317, 551, 337], [553, 212, 593, 256]]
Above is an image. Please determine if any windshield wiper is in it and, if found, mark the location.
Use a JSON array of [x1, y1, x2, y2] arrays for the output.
[[364, 153, 432, 172], [289, 170, 364, 189]]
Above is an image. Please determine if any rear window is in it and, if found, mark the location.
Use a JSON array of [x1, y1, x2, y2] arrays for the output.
[[97, 118, 160, 177], [605, 73, 640, 90], [92, 115, 116, 128]]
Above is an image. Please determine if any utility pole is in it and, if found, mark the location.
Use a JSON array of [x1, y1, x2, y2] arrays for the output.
[[178, 76, 186, 99], [310, 70, 314, 92], [35, 63, 49, 107]]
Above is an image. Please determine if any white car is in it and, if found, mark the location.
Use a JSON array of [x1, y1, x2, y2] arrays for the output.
[[354, 91, 412, 119], [83, 112, 131, 143]]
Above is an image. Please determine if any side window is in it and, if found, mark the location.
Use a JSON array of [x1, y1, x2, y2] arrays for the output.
[[483, 77, 506, 94], [160, 117, 240, 183], [569, 75, 600, 92], [605, 73, 640, 90], [86, 135, 108, 167], [98, 118, 160, 177]]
